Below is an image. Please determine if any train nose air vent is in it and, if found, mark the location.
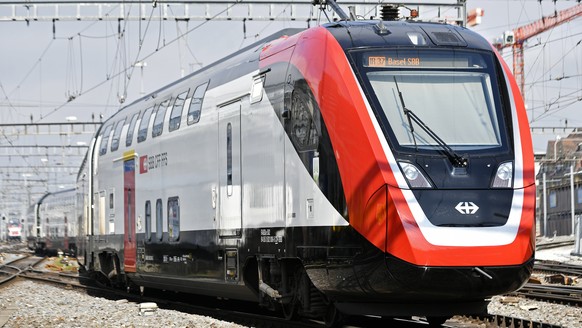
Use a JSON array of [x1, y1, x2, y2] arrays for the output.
[[420, 26, 467, 47]]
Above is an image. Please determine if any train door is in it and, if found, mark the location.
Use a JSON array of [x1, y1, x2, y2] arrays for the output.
[[218, 101, 242, 237], [123, 158, 137, 272], [94, 192, 106, 235]]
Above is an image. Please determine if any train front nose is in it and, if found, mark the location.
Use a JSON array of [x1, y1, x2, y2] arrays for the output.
[[350, 182, 536, 301]]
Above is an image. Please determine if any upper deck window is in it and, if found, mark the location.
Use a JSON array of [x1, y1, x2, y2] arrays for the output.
[[99, 124, 113, 156], [187, 82, 209, 125], [152, 99, 171, 138], [126, 112, 140, 147], [110, 117, 126, 152], [169, 90, 189, 132], [137, 107, 154, 143]]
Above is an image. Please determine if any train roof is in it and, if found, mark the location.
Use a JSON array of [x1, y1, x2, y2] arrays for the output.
[[105, 20, 492, 127], [119, 28, 305, 111], [324, 20, 492, 52]]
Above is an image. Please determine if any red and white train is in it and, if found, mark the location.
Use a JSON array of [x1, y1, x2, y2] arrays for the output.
[[68, 12, 535, 327], [6, 217, 23, 242]]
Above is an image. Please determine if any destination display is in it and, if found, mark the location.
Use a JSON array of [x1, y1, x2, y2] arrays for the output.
[[364, 51, 481, 69]]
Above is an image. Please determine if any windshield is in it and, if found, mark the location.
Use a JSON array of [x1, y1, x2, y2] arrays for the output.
[[360, 49, 507, 153]]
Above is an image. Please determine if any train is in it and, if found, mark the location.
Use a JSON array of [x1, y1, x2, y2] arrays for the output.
[[35, 9, 536, 327], [26, 189, 78, 255], [6, 217, 23, 242]]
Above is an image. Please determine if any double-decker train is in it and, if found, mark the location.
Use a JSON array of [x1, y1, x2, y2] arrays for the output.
[[64, 12, 535, 327], [26, 189, 78, 255]]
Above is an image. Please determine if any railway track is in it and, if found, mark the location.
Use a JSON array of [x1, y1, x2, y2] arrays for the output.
[[536, 240, 575, 251], [534, 260, 582, 276], [0, 254, 45, 286], [512, 260, 582, 307], [0, 251, 576, 328], [456, 314, 565, 328], [514, 284, 582, 307]]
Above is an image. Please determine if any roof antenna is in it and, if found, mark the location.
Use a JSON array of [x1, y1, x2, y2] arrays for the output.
[[313, 0, 351, 21]]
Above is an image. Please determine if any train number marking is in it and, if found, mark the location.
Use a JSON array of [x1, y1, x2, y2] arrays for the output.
[[455, 202, 479, 215], [139, 152, 168, 174], [260, 228, 283, 244]]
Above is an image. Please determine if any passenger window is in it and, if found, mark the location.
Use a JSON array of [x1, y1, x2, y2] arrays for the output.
[[152, 99, 171, 138], [187, 82, 209, 125], [110, 118, 126, 152], [156, 199, 163, 241], [126, 112, 140, 147], [145, 201, 151, 241], [109, 190, 114, 209], [168, 197, 180, 241], [99, 124, 113, 156], [169, 90, 189, 132], [137, 107, 154, 143]]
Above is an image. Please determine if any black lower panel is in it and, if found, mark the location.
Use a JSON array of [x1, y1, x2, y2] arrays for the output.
[[306, 249, 534, 303], [86, 224, 533, 317], [129, 274, 257, 302]]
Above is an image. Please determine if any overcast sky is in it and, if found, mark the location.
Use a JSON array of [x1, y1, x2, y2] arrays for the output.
[[0, 0, 581, 152]]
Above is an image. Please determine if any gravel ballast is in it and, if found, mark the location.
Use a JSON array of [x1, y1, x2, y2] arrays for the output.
[[2, 279, 582, 328], [0, 280, 246, 328]]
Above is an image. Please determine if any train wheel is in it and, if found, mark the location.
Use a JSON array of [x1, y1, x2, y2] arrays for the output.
[[323, 303, 344, 328]]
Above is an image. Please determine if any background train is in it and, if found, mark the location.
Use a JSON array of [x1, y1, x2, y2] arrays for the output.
[[31, 12, 534, 327], [5, 217, 22, 242], [26, 188, 78, 255]]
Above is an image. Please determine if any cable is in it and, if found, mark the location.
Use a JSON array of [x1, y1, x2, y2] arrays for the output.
[[39, 0, 244, 123], [526, 38, 581, 96]]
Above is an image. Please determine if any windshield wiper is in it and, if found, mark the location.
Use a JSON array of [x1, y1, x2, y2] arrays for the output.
[[393, 77, 468, 168]]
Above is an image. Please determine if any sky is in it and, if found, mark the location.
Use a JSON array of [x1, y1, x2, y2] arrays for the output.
[[0, 1, 580, 149], [0, 0, 581, 211]]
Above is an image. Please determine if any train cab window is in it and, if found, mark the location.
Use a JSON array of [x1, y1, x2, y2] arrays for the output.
[[152, 99, 171, 138], [110, 118, 126, 152], [99, 124, 113, 156], [360, 50, 507, 155], [156, 199, 163, 241], [187, 82, 209, 125], [126, 112, 140, 147], [145, 200, 151, 241], [168, 197, 180, 241], [169, 90, 189, 132], [578, 187, 582, 204], [137, 107, 154, 143]]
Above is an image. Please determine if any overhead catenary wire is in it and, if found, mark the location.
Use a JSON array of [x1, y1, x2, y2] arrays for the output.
[[493, 1, 582, 125], [29, 0, 246, 123], [1, 0, 580, 201]]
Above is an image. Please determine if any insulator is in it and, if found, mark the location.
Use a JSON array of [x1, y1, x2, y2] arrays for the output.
[[381, 5, 400, 21]]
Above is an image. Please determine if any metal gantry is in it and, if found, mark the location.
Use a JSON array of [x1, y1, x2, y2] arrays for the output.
[[0, 1, 468, 25], [0, 122, 98, 217]]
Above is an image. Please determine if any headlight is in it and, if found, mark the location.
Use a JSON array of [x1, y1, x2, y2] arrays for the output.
[[492, 161, 513, 188], [398, 162, 432, 188]]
